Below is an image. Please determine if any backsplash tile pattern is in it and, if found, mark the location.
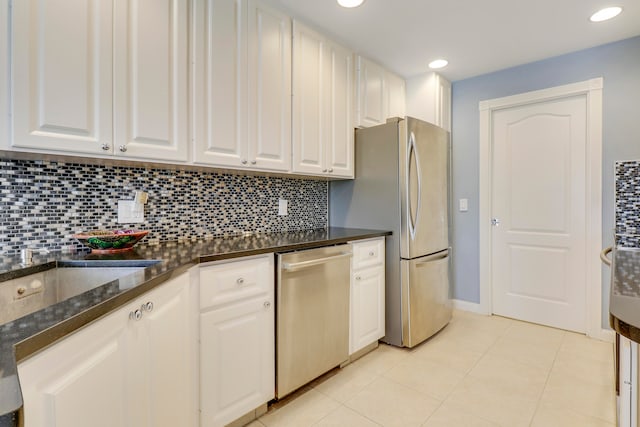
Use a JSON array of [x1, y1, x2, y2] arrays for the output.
[[0, 159, 328, 255], [615, 160, 640, 247]]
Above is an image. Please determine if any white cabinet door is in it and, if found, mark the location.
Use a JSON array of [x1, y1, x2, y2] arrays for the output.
[[200, 296, 274, 427], [18, 303, 130, 427], [113, 0, 189, 161], [355, 56, 386, 128], [247, 0, 291, 172], [350, 237, 385, 355], [11, 0, 113, 155], [192, 0, 247, 168], [130, 272, 195, 427], [324, 40, 354, 178], [406, 72, 451, 131], [386, 71, 406, 120], [18, 273, 196, 427], [351, 266, 385, 354], [292, 22, 325, 175], [199, 254, 275, 427], [292, 21, 353, 178]]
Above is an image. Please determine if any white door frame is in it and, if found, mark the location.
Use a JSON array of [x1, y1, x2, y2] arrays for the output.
[[478, 78, 606, 340]]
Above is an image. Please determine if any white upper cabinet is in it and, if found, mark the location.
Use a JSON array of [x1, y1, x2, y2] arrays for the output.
[[112, 0, 189, 161], [355, 55, 406, 128], [11, 0, 113, 155], [292, 21, 353, 178], [406, 71, 451, 132], [10, 0, 189, 161], [193, 0, 291, 172]]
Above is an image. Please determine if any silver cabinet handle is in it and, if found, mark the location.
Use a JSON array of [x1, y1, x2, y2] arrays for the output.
[[328, 168, 333, 172], [322, 169, 328, 173], [236, 277, 245, 285], [101, 143, 111, 151], [264, 301, 271, 309], [355, 276, 361, 281], [129, 309, 143, 321], [600, 246, 612, 266], [119, 145, 127, 152], [251, 160, 257, 165], [142, 301, 154, 312], [369, 251, 375, 256], [282, 252, 352, 271], [241, 159, 248, 165]]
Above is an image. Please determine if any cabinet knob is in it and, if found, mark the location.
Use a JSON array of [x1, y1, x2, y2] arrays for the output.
[[251, 160, 257, 165], [142, 301, 154, 312], [369, 251, 375, 257], [355, 276, 361, 281], [264, 301, 271, 309], [241, 160, 248, 165], [129, 309, 143, 321], [101, 143, 111, 151], [328, 168, 334, 173], [322, 169, 328, 173], [119, 145, 128, 153], [236, 277, 245, 285]]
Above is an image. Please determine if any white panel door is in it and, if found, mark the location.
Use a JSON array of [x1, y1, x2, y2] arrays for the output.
[[492, 95, 587, 332], [247, 0, 291, 172], [292, 22, 324, 175], [113, 0, 188, 161], [11, 0, 113, 154], [325, 40, 354, 178], [192, 0, 247, 168]]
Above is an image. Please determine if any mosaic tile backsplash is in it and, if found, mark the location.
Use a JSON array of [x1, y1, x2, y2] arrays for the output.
[[615, 160, 640, 247], [0, 159, 328, 255]]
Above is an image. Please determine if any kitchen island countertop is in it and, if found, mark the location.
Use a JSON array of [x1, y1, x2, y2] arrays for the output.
[[0, 227, 391, 427]]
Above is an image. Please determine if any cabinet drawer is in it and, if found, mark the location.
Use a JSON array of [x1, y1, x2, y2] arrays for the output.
[[352, 238, 385, 270], [199, 254, 273, 310]]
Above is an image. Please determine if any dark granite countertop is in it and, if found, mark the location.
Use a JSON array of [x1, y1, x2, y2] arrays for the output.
[[610, 246, 640, 344], [0, 227, 390, 426]]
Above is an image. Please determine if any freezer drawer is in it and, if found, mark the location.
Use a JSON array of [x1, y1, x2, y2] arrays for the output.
[[401, 250, 452, 348]]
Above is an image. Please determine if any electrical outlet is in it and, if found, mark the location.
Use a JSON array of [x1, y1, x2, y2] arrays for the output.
[[459, 198, 469, 212], [278, 199, 288, 216], [118, 200, 144, 223]]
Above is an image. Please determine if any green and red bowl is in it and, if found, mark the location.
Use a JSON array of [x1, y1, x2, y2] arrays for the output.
[[72, 230, 149, 253]]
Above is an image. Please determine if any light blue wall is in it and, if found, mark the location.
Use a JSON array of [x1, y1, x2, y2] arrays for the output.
[[451, 36, 640, 327]]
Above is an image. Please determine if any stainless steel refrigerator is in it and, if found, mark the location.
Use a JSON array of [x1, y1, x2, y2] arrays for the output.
[[329, 117, 452, 348]]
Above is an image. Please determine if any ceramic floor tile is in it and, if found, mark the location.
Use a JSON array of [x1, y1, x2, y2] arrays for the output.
[[312, 405, 381, 427], [383, 353, 465, 401], [312, 363, 379, 403], [467, 353, 549, 400], [345, 377, 441, 427], [421, 402, 500, 427], [530, 401, 616, 427], [552, 347, 615, 387], [411, 334, 485, 373], [443, 376, 539, 427], [502, 320, 565, 350], [259, 389, 340, 427], [351, 343, 411, 375], [245, 422, 266, 427], [448, 312, 515, 336], [558, 332, 614, 364], [539, 371, 616, 424], [484, 335, 559, 371]]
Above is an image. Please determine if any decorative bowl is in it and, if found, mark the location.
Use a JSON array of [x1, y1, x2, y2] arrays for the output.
[[72, 230, 149, 253]]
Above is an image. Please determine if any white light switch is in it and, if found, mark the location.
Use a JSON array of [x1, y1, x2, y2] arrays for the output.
[[118, 200, 144, 223], [459, 198, 469, 212], [278, 199, 288, 216]]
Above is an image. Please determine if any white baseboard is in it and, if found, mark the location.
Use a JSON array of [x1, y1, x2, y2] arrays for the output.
[[452, 299, 486, 315]]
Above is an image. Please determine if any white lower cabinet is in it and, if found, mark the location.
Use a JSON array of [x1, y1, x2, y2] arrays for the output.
[[17, 272, 196, 427], [199, 254, 275, 427], [350, 237, 386, 354]]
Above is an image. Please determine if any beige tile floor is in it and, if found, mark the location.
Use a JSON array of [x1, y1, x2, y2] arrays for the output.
[[252, 310, 616, 427]]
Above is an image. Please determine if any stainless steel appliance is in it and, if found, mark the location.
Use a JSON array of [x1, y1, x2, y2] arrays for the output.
[[330, 117, 452, 347], [276, 245, 351, 398]]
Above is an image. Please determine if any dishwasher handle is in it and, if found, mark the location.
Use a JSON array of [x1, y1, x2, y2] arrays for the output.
[[281, 252, 352, 271]]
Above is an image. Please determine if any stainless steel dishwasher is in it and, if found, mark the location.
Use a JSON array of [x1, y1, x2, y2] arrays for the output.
[[276, 244, 352, 398]]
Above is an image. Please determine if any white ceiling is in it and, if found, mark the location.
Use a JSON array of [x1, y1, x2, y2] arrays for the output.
[[269, 0, 640, 81]]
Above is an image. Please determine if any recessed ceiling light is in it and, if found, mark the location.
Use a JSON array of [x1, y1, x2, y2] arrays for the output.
[[590, 6, 622, 22], [428, 59, 449, 69], [337, 0, 365, 8]]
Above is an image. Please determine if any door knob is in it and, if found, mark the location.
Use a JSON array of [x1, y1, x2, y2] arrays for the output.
[[491, 218, 501, 227]]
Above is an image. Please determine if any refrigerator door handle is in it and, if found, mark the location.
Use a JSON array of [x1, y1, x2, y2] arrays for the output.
[[415, 249, 450, 265], [407, 132, 422, 240]]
